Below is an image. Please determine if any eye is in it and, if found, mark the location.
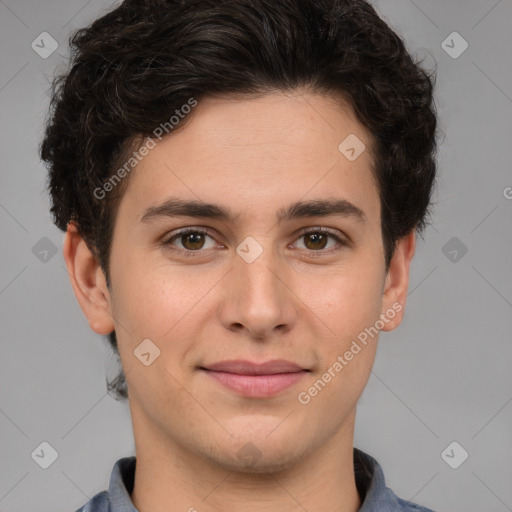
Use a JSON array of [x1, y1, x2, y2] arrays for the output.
[[162, 227, 219, 256], [292, 227, 348, 254], [161, 226, 348, 257]]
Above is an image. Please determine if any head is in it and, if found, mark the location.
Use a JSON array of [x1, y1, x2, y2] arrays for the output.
[[41, 0, 437, 472]]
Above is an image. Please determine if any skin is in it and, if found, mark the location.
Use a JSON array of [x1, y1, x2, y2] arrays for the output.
[[64, 90, 416, 512]]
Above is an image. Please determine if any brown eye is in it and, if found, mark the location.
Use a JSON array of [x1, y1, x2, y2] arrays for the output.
[[303, 232, 329, 250], [164, 228, 218, 255], [179, 231, 206, 250], [293, 228, 348, 254]]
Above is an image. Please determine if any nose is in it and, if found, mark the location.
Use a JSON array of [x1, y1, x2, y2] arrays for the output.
[[218, 245, 297, 340]]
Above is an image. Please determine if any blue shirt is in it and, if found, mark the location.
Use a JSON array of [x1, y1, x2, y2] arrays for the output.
[[75, 448, 436, 511]]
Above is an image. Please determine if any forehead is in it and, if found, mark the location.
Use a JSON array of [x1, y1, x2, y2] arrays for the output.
[[117, 91, 380, 228]]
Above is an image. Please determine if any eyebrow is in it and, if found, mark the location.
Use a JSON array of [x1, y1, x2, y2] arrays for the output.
[[140, 197, 366, 225]]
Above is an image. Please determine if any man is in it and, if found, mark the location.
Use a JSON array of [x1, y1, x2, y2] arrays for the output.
[[40, 0, 438, 510]]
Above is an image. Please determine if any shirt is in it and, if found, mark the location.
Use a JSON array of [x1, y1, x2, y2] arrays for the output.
[[75, 448, 436, 512]]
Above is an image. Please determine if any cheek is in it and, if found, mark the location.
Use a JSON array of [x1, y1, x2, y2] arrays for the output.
[[112, 274, 184, 342], [300, 274, 381, 412], [109, 259, 222, 371], [110, 268, 197, 409], [310, 264, 384, 341]]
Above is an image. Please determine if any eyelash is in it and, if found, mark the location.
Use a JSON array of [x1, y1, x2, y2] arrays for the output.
[[161, 227, 349, 258]]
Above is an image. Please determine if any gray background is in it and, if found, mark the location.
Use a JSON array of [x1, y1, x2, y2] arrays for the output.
[[1, 0, 511, 511]]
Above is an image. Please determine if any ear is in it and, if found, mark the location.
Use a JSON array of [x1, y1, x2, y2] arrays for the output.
[[62, 222, 115, 335], [379, 230, 416, 332]]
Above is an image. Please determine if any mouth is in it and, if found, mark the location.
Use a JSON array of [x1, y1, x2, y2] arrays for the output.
[[198, 359, 310, 398]]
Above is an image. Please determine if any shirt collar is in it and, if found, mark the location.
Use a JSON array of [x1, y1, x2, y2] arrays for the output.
[[108, 456, 137, 512], [353, 448, 409, 511]]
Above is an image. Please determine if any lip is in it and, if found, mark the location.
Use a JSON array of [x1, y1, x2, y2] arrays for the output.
[[199, 359, 309, 398], [202, 359, 307, 375]]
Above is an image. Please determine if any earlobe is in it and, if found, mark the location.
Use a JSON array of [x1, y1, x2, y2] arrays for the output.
[[379, 231, 416, 332], [63, 222, 115, 335]]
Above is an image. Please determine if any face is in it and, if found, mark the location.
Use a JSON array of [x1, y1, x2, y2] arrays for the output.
[[67, 90, 415, 473]]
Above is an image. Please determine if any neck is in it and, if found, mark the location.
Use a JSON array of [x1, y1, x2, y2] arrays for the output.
[[130, 408, 361, 512]]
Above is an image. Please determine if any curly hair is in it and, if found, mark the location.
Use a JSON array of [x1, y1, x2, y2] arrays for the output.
[[40, 0, 439, 401]]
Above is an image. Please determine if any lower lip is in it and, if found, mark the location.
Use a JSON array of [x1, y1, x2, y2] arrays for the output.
[[201, 370, 307, 398]]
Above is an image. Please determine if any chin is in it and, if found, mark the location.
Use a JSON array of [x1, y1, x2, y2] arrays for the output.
[[216, 446, 306, 475], [204, 432, 312, 475]]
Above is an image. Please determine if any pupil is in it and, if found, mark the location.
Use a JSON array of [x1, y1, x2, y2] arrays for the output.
[[184, 233, 204, 249], [307, 233, 327, 250]]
